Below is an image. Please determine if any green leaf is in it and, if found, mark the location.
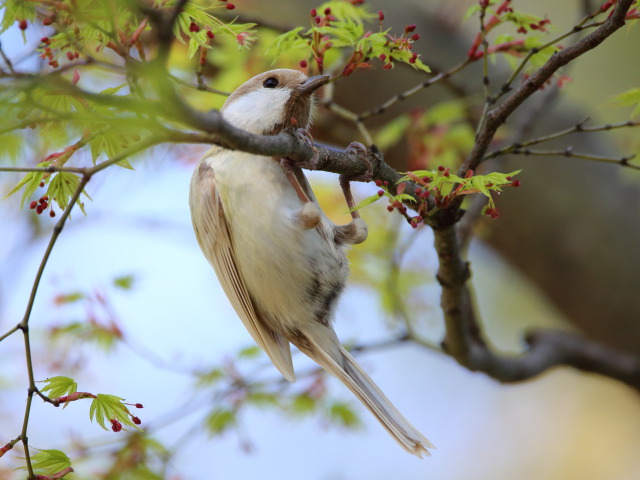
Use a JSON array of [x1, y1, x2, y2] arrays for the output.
[[195, 367, 224, 387], [375, 114, 411, 149], [614, 88, 640, 117], [317, 1, 375, 22], [54, 291, 86, 304], [113, 274, 135, 290], [89, 393, 141, 431], [48, 171, 83, 211], [99, 84, 128, 95], [238, 345, 262, 359], [348, 192, 384, 212], [246, 391, 279, 407], [4, 162, 48, 207], [26, 449, 72, 476], [291, 393, 317, 415], [328, 401, 361, 428], [266, 27, 307, 59], [206, 408, 235, 435], [40, 376, 78, 399]]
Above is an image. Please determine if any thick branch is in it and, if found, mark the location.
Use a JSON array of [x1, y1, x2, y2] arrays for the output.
[[433, 225, 640, 390]]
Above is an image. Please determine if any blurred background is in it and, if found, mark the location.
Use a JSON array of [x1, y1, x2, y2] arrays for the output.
[[1, 0, 639, 479]]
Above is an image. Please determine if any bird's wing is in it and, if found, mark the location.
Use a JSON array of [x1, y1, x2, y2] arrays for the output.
[[189, 160, 295, 382]]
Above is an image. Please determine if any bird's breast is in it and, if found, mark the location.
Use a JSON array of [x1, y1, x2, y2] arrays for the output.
[[208, 151, 349, 332]]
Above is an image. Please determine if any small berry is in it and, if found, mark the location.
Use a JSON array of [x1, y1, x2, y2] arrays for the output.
[[110, 419, 122, 432], [226, 3, 235, 9], [41, 37, 50, 44], [387, 205, 394, 212], [315, 16, 321, 24], [511, 180, 521, 187], [132, 416, 141, 425], [383, 181, 389, 186], [18, 20, 27, 30], [66, 51, 74, 61], [377, 190, 384, 197], [411, 34, 420, 41], [505, 176, 512, 180], [299, 59, 307, 68], [206, 30, 215, 39], [415, 187, 422, 195], [135, 403, 144, 408], [324, 7, 331, 15], [378, 11, 384, 21], [404, 24, 416, 34], [310, 8, 317, 16], [438, 166, 445, 171], [189, 22, 199, 32], [50, 210, 56, 218], [409, 53, 417, 64], [383, 63, 392, 70], [36, 205, 44, 215], [29, 201, 37, 209], [49, 60, 59, 68], [379, 54, 386, 61], [43, 17, 53, 26], [40, 181, 45, 187], [375, 179, 382, 186]]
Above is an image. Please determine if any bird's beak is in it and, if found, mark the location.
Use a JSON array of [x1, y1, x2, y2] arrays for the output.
[[298, 75, 330, 95]]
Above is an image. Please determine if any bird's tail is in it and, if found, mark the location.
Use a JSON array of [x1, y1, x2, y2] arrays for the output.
[[295, 333, 434, 457]]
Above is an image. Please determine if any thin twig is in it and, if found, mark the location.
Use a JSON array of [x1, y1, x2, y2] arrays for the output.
[[18, 172, 90, 477], [506, 147, 639, 169], [356, 58, 472, 121], [0, 39, 15, 73], [485, 118, 640, 160]]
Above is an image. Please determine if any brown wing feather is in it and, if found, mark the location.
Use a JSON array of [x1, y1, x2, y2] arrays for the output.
[[189, 159, 295, 381]]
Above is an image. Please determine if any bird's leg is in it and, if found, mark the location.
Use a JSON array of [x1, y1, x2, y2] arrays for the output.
[[334, 142, 371, 245], [279, 158, 321, 230]]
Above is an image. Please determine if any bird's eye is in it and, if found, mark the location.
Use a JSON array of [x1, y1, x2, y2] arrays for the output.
[[263, 77, 279, 89]]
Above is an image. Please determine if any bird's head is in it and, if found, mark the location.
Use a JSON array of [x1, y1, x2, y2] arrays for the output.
[[221, 69, 330, 136]]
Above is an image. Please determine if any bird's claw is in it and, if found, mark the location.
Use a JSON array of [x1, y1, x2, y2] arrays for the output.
[[294, 128, 320, 170], [342, 141, 373, 184]]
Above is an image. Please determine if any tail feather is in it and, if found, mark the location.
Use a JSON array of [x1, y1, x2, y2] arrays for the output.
[[297, 335, 434, 457]]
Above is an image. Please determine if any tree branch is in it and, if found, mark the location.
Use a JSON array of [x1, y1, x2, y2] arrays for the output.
[[460, 0, 635, 175], [431, 0, 640, 391]]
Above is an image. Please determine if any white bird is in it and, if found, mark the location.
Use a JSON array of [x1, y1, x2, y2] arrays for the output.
[[189, 69, 433, 457]]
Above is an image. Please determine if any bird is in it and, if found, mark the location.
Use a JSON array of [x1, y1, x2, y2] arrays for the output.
[[189, 69, 433, 457]]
